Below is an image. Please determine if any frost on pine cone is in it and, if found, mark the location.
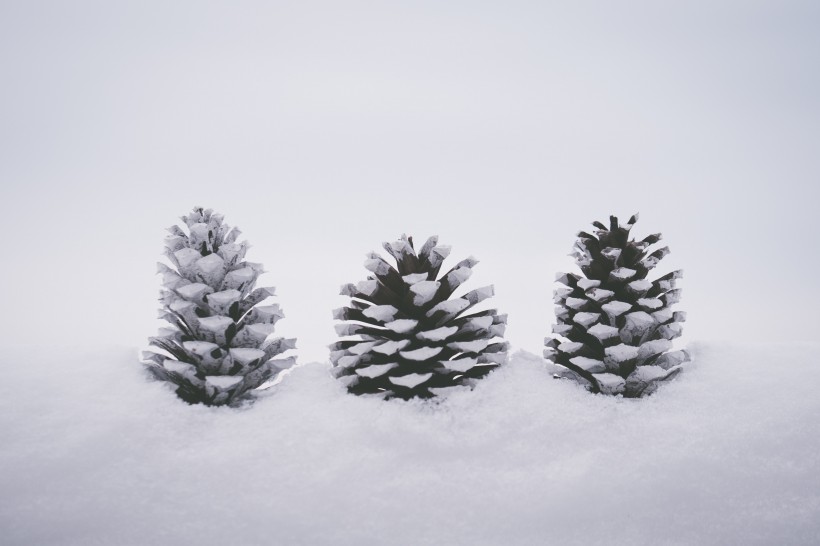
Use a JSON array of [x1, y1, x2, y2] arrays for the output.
[[331, 235, 508, 399], [142, 207, 296, 406], [545, 214, 689, 397]]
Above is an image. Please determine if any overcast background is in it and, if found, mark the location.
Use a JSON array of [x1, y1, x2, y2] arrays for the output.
[[1, 0, 818, 363]]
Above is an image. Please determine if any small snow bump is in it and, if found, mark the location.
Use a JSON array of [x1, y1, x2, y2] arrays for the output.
[[573, 312, 600, 328], [355, 363, 398, 378], [587, 323, 619, 340], [385, 319, 418, 334], [427, 298, 469, 317], [593, 373, 626, 395], [163, 359, 195, 374], [441, 357, 478, 373], [637, 298, 663, 310], [362, 305, 399, 323], [604, 344, 640, 363], [558, 341, 584, 354], [402, 273, 428, 285], [417, 326, 458, 341], [410, 280, 441, 306], [389, 373, 433, 389], [372, 339, 410, 355], [587, 288, 615, 302], [570, 356, 606, 373], [565, 297, 587, 310], [577, 279, 601, 290], [637, 339, 672, 360], [400, 346, 444, 361], [448, 340, 489, 353], [601, 301, 632, 317], [628, 279, 652, 293], [206, 375, 243, 389], [609, 268, 637, 281]]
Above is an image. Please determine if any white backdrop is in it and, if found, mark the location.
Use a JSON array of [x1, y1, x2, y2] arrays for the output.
[[1, 1, 818, 363]]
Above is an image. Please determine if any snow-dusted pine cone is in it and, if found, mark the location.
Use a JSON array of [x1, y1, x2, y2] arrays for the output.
[[331, 235, 508, 399], [545, 214, 689, 397], [142, 207, 296, 406]]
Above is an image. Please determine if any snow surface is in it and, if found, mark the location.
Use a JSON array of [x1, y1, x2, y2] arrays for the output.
[[1, 343, 819, 546]]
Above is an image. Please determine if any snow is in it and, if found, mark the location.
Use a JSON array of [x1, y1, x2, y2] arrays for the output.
[[175, 282, 213, 301], [416, 326, 458, 342], [442, 356, 478, 373], [600, 247, 622, 262], [557, 341, 584, 354], [401, 272, 428, 285], [601, 300, 632, 318], [388, 373, 433, 389], [569, 356, 606, 373], [637, 297, 663, 310], [162, 359, 194, 375], [206, 289, 241, 313], [194, 253, 226, 286], [173, 247, 201, 273], [627, 279, 652, 293], [448, 340, 489, 353], [586, 288, 615, 302], [222, 267, 256, 291], [1, 343, 819, 545], [371, 339, 410, 355], [229, 348, 266, 366], [591, 372, 626, 395], [446, 265, 473, 286], [355, 280, 379, 297], [384, 319, 418, 334], [461, 316, 493, 333], [609, 267, 637, 281], [576, 279, 600, 290], [361, 304, 399, 323], [354, 362, 397, 378], [587, 323, 620, 341], [551, 324, 572, 335], [565, 297, 587, 310], [409, 280, 441, 306], [623, 311, 655, 332], [657, 322, 684, 340], [572, 312, 600, 328], [637, 339, 673, 360], [399, 346, 443, 361], [553, 287, 573, 299], [427, 298, 469, 317], [604, 344, 640, 363], [363, 257, 391, 276], [206, 375, 244, 389], [652, 308, 674, 324], [235, 323, 276, 345], [248, 304, 284, 324]]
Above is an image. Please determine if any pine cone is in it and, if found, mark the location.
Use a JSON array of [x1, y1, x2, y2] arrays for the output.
[[142, 207, 296, 406], [331, 235, 508, 399], [545, 214, 689, 397]]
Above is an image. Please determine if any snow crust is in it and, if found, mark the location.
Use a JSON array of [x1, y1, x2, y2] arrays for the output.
[[1, 343, 819, 546]]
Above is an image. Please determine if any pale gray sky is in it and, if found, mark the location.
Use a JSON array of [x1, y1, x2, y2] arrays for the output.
[[1, 1, 818, 362]]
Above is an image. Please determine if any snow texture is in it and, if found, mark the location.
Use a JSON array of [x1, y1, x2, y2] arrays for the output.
[[3, 343, 817, 546]]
